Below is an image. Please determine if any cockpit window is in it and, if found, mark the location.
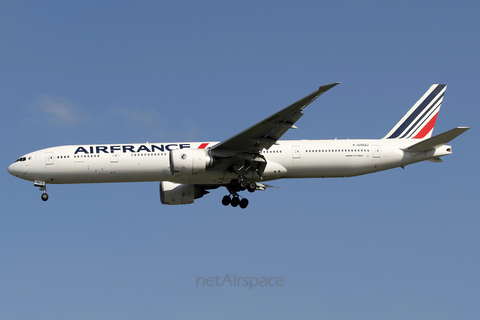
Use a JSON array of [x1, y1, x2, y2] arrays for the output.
[[15, 157, 27, 162]]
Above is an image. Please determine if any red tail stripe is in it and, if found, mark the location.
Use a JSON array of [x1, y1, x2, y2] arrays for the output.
[[412, 112, 438, 139]]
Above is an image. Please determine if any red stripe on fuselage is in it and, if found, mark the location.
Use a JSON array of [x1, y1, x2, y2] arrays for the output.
[[198, 143, 209, 149]]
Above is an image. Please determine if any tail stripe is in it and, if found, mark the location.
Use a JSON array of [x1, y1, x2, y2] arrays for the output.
[[386, 84, 446, 139], [399, 93, 443, 138], [412, 112, 439, 139]]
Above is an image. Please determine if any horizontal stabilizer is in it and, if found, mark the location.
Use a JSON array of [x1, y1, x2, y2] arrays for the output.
[[404, 127, 470, 152]]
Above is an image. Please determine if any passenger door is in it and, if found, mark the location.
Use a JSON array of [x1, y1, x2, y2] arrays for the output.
[[110, 151, 119, 163], [45, 152, 54, 165], [292, 145, 300, 159], [372, 145, 381, 158]]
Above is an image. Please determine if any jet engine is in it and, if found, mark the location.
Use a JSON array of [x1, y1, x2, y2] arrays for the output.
[[169, 149, 214, 176], [159, 181, 208, 205]]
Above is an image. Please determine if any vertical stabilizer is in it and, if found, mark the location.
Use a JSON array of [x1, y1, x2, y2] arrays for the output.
[[383, 84, 446, 139]]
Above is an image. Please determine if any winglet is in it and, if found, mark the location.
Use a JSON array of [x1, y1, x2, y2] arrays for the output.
[[319, 82, 341, 91]]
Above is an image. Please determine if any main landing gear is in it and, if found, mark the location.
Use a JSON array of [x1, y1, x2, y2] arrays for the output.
[[222, 195, 249, 209], [222, 178, 256, 209], [34, 180, 49, 201]]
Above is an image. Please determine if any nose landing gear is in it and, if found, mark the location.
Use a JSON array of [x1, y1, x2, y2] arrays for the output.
[[34, 180, 49, 201], [41, 192, 49, 201]]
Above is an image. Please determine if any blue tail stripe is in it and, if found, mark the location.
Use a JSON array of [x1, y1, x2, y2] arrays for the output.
[[387, 84, 446, 139], [399, 93, 444, 138]]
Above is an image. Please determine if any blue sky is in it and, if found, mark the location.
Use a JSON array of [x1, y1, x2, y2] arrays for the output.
[[1, 1, 479, 319]]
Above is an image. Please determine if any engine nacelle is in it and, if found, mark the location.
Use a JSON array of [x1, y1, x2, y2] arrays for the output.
[[159, 181, 207, 205], [169, 149, 214, 176]]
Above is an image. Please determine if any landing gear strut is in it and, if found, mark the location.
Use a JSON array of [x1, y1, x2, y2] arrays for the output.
[[34, 180, 49, 201], [221, 177, 255, 209]]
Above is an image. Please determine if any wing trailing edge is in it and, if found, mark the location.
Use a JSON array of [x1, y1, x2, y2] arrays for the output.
[[211, 82, 340, 153]]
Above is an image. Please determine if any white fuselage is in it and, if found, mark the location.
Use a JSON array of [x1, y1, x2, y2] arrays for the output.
[[7, 139, 451, 185]]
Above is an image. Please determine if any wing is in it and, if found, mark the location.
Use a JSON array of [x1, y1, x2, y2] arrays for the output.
[[211, 83, 340, 155]]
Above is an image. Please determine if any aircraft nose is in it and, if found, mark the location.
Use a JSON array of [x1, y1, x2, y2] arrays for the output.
[[7, 163, 16, 176]]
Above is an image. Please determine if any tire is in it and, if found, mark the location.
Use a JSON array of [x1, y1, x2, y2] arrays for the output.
[[231, 197, 240, 207], [222, 195, 231, 206], [41, 193, 49, 201], [247, 182, 256, 193], [239, 198, 249, 209]]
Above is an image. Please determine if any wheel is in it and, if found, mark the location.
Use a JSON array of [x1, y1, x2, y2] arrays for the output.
[[41, 193, 49, 201], [247, 182, 256, 193], [239, 198, 249, 209], [222, 195, 231, 206], [229, 179, 240, 191], [231, 196, 240, 207], [240, 180, 248, 190]]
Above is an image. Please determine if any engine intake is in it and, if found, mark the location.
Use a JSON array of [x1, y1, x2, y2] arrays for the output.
[[169, 149, 214, 176], [159, 181, 208, 205]]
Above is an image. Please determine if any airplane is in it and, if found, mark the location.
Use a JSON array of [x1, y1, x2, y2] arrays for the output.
[[7, 83, 469, 208]]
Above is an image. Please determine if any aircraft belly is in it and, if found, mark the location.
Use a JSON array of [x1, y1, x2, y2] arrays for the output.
[[167, 171, 232, 185], [284, 155, 346, 178], [281, 147, 407, 178], [344, 155, 373, 176]]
